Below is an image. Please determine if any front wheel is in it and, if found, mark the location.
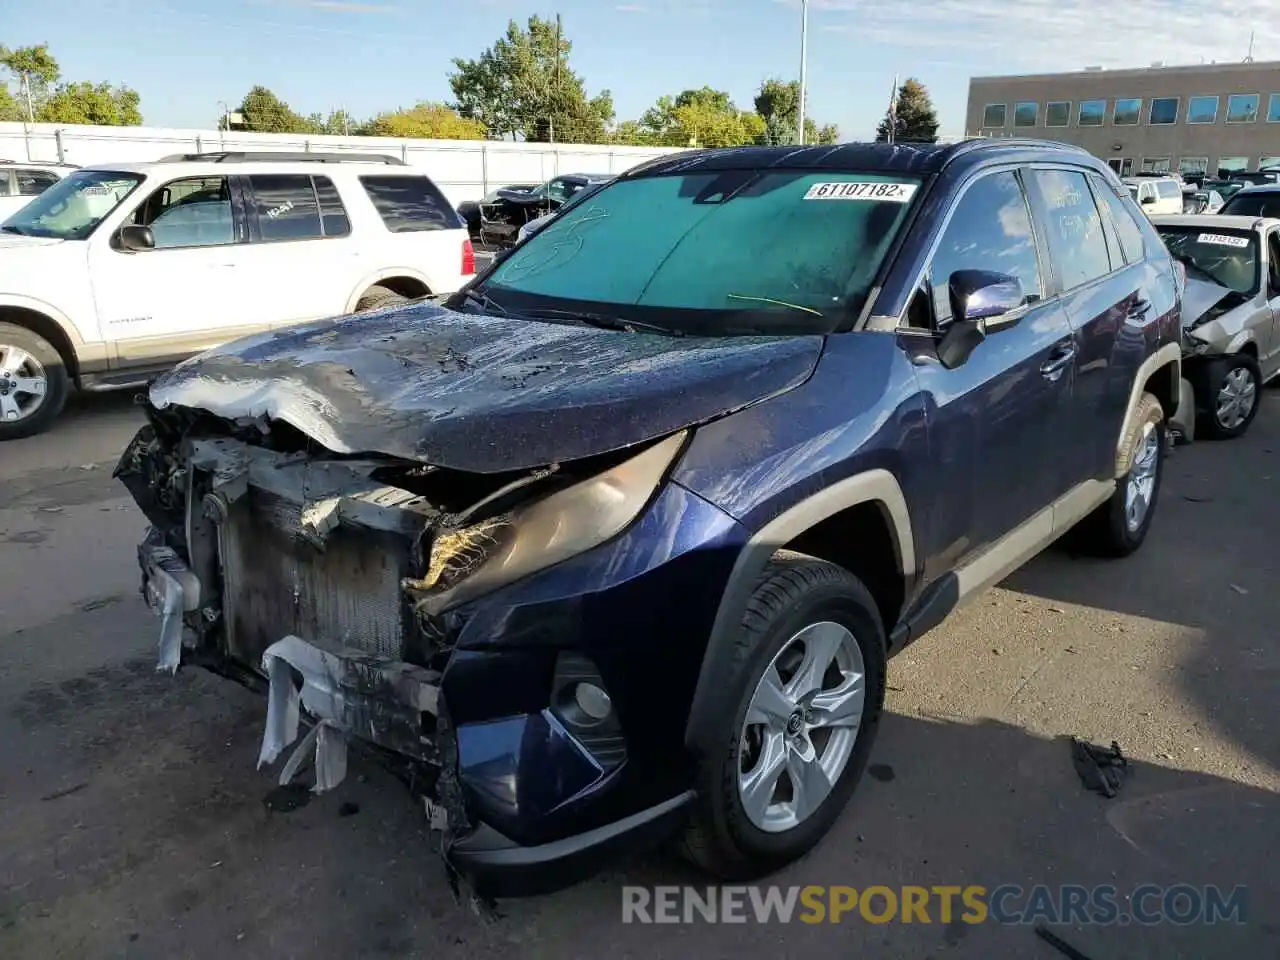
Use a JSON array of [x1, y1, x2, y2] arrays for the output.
[[1199, 354, 1261, 440], [0, 323, 70, 441], [680, 552, 886, 880]]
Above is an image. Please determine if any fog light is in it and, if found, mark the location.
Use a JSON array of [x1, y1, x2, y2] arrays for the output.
[[574, 682, 612, 721]]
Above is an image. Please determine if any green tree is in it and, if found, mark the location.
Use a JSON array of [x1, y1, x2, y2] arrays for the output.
[[875, 77, 939, 144], [364, 102, 486, 140], [754, 78, 840, 145], [235, 85, 310, 133], [37, 81, 142, 125], [628, 87, 764, 148], [0, 43, 60, 120], [448, 15, 614, 143], [0, 84, 21, 122]]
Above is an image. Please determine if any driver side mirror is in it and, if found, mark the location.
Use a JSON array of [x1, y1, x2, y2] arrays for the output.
[[936, 269, 1025, 370], [1141, 195, 1156, 206], [116, 224, 155, 252]]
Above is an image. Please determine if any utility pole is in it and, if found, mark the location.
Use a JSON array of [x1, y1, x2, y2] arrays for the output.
[[548, 12, 562, 144], [796, 0, 809, 145]]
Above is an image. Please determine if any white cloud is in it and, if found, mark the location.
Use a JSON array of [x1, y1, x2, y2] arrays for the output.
[[790, 0, 1277, 70]]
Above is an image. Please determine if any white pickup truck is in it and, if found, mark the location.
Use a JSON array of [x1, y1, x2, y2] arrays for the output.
[[0, 151, 475, 439]]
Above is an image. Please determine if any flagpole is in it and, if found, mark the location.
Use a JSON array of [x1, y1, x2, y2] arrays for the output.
[[886, 74, 899, 145], [797, 0, 809, 145]]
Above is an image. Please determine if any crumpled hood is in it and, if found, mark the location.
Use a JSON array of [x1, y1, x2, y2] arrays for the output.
[[149, 303, 823, 473], [1182, 277, 1239, 329]]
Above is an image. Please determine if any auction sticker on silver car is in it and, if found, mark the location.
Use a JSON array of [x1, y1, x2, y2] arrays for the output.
[[804, 182, 918, 202], [1198, 233, 1250, 247]]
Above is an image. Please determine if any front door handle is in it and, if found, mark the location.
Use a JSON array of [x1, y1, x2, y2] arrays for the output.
[[1040, 343, 1077, 382]]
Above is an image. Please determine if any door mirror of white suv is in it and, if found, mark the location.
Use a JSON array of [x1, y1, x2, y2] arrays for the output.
[[1140, 195, 1156, 206], [117, 224, 156, 252]]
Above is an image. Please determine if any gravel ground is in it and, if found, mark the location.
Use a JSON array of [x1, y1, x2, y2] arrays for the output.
[[0, 387, 1276, 960]]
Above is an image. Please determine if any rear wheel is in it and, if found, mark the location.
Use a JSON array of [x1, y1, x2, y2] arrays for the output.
[[354, 285, 411, 313], [1198, 354, 1260, 440], [680, 552, 886, 880], [0, 323, 69, 441], [1074, 392, 1165, 557]]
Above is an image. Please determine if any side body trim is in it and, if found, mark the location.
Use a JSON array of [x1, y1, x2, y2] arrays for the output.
[[1117, 341, 1180, 477]]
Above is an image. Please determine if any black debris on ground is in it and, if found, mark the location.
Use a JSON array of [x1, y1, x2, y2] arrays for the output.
[[1070, 737, 1129, 799]]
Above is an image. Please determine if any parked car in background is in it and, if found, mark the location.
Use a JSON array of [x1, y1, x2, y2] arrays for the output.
[[515, 176, 615, 243], [478, 172, 613, 248], [0, 160, 77, 220], [1123, 175, 1184, 215], [1224, 170, 1280, 187], [1153, 214, 1280, 439], [1199, 178, 1247, 204], [1219, 183, 1280, 219], [1183, 189, 1226, 215], [457, 184, 538, 241], [118, 138, 1182, 899], [0, 151, 474, 439]]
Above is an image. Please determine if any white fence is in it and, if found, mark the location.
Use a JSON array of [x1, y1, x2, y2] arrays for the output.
[[0, 122, 685, 205]]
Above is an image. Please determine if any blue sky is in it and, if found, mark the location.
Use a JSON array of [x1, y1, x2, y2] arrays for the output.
[[5, 0, 1277, 139]]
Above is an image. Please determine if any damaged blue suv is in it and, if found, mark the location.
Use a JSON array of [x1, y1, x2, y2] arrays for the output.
[[117, 139, 1184, 899]]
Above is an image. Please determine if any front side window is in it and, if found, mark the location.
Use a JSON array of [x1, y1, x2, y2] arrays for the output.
[[1227, 94, 1259, 123], [1149, 98, 1179, 125], [360, 175, 457, 233], [1014, 102, 1038, 127], [1046, 101, 1071, 127], [0, 169, 142, 240], [928, 171, 1043, 325], [249, 174, 323, 241], [1078, 100, 1106, 126], [982, 104, 1007, 128], [1155, 226, 1259, 296], [481, 170, 921, 334], [1188, 96, 1219, 124], [1027, 168, 1112, 291], [131, 176, 234, 249], [1091, 177, 1146, 264], [16, 170, 59, 196], [1114, 98, 1141, 126]]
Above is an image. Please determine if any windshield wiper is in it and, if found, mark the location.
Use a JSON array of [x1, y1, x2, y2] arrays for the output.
[[457, 288, 510, 316], [1174, 254, 1222, 285], [518, 308, 684, 336], [725, 293, 824, 316]]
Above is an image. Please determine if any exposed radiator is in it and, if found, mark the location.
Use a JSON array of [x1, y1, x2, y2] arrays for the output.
[[219, 487, 414, 667]]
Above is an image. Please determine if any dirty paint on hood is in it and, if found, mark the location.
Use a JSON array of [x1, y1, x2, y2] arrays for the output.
[[149, 303, 824, 473]]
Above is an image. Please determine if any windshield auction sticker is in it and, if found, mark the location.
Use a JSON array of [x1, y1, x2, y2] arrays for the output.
[[1197, 233, 1250, 247], [804, 182, 918, 202]]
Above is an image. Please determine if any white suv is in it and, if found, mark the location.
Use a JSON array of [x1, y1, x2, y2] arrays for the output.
[[0, 161, 77, 221], [0, 151, 476, 439]]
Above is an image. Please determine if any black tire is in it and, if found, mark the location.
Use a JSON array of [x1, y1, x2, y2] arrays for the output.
[[1074, 392, 1165, 558], [1197, 354, 1261, 440], [354, 285, 411, 313], [680, 551, 887, 880], [0, 322, 70, 441]]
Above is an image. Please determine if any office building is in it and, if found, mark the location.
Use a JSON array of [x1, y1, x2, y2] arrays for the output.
[[966, 59, 1280, 178]]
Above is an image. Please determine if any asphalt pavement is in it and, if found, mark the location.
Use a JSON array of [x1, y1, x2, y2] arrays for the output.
[[1, 387, 1277, 959]]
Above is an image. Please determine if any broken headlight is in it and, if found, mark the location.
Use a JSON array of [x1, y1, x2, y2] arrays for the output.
[[423, 430, 689, 610]]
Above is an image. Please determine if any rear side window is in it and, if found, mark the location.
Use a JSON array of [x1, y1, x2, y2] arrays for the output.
[[929, 170, 1043, 324], [1221, 191, 1280, 218], [1091, 177, 1146, 264], [360, 175, 457, 232], [1028, 169, 1113, 291], [17, 170, 59, 196], [250, 174, 322, 241], [313, 177, 350, 237], [1157, 180, 1181, 199]]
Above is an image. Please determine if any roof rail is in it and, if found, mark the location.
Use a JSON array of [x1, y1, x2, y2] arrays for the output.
[[156, 151, 407, 165], [945, 137, 1091, 163]]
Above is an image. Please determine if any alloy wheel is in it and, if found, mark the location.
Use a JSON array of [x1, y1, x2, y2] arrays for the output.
[[1124, 420, 1160, 533], [737, 621, 866, 833], [0, 344, 49, 424], [1215, 366, 1257, 431]]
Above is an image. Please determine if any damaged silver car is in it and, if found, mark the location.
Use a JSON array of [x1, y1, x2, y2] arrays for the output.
[[1152, 214, 1280, 439]]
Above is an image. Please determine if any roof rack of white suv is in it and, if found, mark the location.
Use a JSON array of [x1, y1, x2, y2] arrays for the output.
[[156, 151, 407, 165]]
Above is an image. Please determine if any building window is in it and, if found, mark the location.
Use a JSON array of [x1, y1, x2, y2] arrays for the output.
[[1217, 156, 1249, 176], [1178, 157, 1208, 176], [1188, 96, 1219, 124], [1113, 98, 1141, 126], [1262, 156, 1280, 169], [1120, 158, 1134, 177], [1226, 94, 1259, 123], [1267, 94, 1280, 123], [982, 104, 1007, 128], [1149, 97, 1179, 125], [1078, 100, 1106, 126], [1014, 101, 1038, 127], [1141, 158, 1171, 174], [1045, 101, 1070, 127]]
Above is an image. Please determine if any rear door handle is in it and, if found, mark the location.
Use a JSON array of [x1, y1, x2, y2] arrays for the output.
[[1040, 342, 1077, 382]]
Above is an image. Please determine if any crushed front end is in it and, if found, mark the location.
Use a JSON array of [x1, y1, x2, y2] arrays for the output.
[[116, 404, 735, 897]]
